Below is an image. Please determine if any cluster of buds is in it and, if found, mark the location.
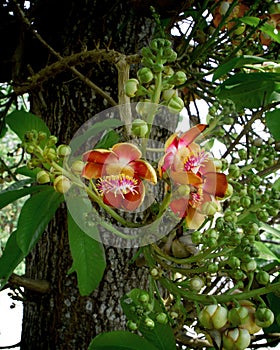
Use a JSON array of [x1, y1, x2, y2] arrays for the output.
[[198, 300, 274, 350], [125, 38, 187, 119], [23, 130, 75, 194]]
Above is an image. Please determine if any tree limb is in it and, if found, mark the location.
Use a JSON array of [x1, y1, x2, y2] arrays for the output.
[[8, 273, 50, 294]]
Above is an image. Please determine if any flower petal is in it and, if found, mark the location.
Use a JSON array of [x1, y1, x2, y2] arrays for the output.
[[130, 160, 157, 184], [185, 206, 206, 229], [203, 172, 228, 198], [123, 181, 145, 211], [170, 197, 188, 218], [112, 143, 142, 163], [170, 170, 203, 186], [82, 163, 104, 179], [82, 149, 117, 164], [102, 191, 123, 209], [181, 124, 208, 146]]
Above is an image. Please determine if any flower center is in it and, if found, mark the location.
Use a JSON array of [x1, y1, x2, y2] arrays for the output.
[[184, 151, 208, 173], [96, 174, 138, 197], [189, 187, 203, 208]]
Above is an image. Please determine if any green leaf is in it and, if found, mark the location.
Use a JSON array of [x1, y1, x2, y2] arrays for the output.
[[213, 55, 267, 81], [15, 166, 41, 179], [254, 241, 280, 262], [121, 289, 176, 350], [0, 230, 24, 289], [273, 177, 280, 191], [240, 16, 280, 44], [95, 129, 120, 149], [0, 183, 48, 210], [5, 109, 50, 141], [260, 222, 280, 239], [264, 276, 280, 333], [88, 331, 160, 350], [216, 72, 280, 110], [16, 187, 63, 255], [67, 212, 106, 296], [265, 109, 280, 141], [70, 119, 123, 152]]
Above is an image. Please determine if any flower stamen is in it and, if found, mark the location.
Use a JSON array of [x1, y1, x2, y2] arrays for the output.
[[96, 174, 139, 198], [184, 150, 208, 173]]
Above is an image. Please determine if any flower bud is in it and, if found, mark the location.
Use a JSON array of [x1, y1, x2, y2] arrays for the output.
[[198, 304, 228, 329], [156, 312, 168, 324], [36, 170, 51, 184], [44, 148, 58, 162], [228, 307, 249, 327], [71, 160, 84, 175], [171, 239, 189, 258], [26, 145, 35, 154], [201, 201, 219, 216], [241, 259, 257, 272], [228, 164, 240, 178], [138, 291, 149, 303], [222, 328, 251, 350], [131, 119, 149, 137], [255, 307, 274, 328], [168, 71, 187, 86], [137, 67, 153, 84], [57, 144, 71, 158], [162, 89, 176, 101], [38, 131, 47, 141], [125, 79, 139, 97], [167, 95, 184, 114], [127, 320, 138, 331], [255, 270, 270, 285], [144, 317, 155, 329], [53, 175, 71, 193], [47, 135, 58, 147], [189, 276, 204, 292]]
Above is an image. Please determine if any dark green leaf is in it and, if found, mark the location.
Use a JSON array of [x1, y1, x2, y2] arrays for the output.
[[16, 187, 63, 255], [216, 72, 280, 110], [0, 183, 48, 210], [95, 129, 120, 149], [121, 288, 176, 350], [273, 177, 280, 191], [241, 17, 280, 44], [213, 55, 267, 81], [88, 331, 160, 350], [265, 109, 280, 141], [69, 119, 123, 152], [0, 231, 24, 289], [15, 166, 41, 179], [68, 212, 106, 296], [5, 109, 50, 141]]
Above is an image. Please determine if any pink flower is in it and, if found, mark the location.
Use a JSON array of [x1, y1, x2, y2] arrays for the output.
[[158, 124, 228, 228], [82, 143, 157, 211]]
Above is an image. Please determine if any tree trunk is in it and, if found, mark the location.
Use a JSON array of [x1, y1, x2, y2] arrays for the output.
[[19, 1, 157, 348]]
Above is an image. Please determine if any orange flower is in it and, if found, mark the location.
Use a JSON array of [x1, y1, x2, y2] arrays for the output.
[[158, 124, 228, 229], [82, 143, 157, 211]]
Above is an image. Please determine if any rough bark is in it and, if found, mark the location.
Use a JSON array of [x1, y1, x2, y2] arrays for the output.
[[17, 1, 156, 349]]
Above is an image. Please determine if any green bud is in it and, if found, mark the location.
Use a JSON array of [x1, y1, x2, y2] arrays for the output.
[[228, 307, 249, 326], [222, 328, 251, 350], [57, 144, 71, 158], [240, 196, 251, 208], [198, 304, 228, 330], [168, 71, 187, 86], [228, 256, 241, 268], [152, 63, 164, 72], [256, 209, 269, 222], [189, 276, 204, 291], [156, 312, 168, 324], [138, 292, 149, 303], [162, 89, 176, 101], [201, 201, 219, 216], [150, 267, 161, 279], [71, 160, 84, 175], [229, 164, 240, 179], [38, 131, 47, 141], [241, 260, 257, 272], [144, 317, 155, 329], [127, 320, 138, 331], [36, 170, 51, 184], [167, 95, 184, 114], [26, 145, 35, 154], [137, 67, 153, 84], [141, 47, 156, 60], [131, 119, 149, 137], [256, 270, 270, 285], [191, 231, 202, 244], [47, 135, 58, 147], [141, 57, 154, 69], [255, 307, 274, 328], [208, 263, 218, 273], [125, 79, 139, 97], [53, 175, 71, 193], [44, 148, 57, 162]]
